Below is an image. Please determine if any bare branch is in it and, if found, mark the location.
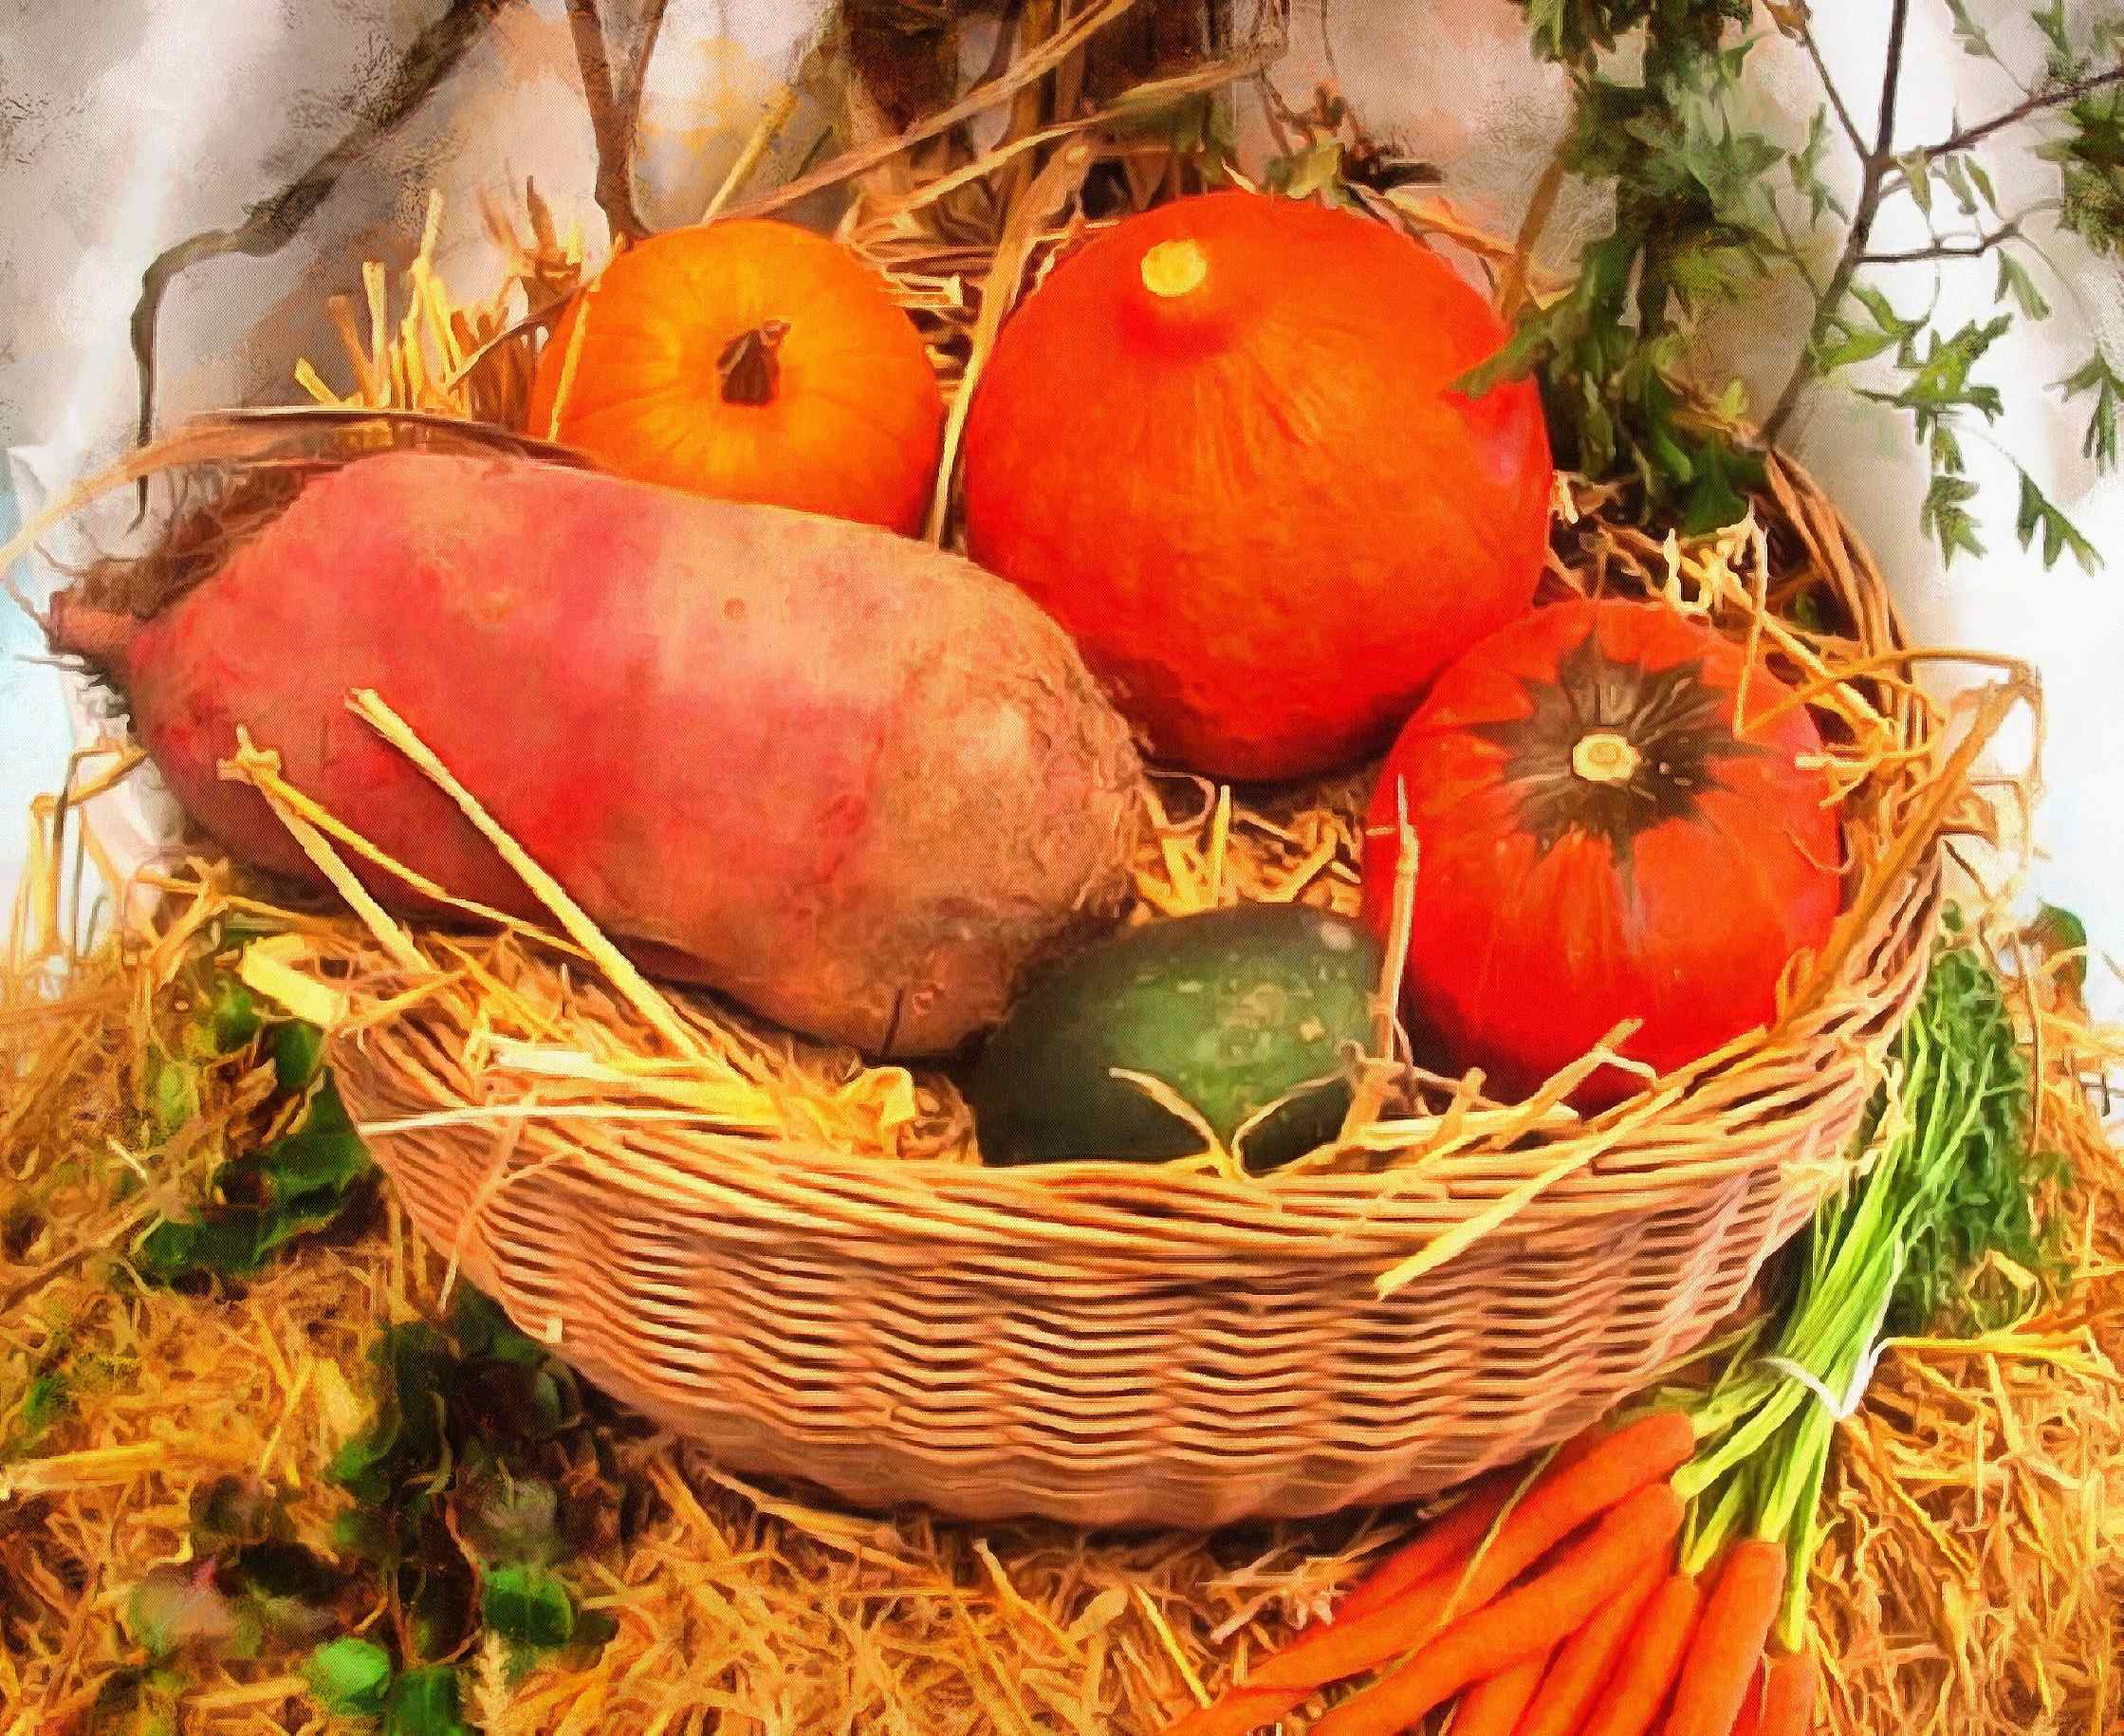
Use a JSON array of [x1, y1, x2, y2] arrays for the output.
[[1862, 224, 2019, 264], [1763, 0, 1912, 443], [129, 0, 517, 469], [1908, 65, 2124, 170], [1797, 22, 1867, 158], [564, 0, 654, 243]]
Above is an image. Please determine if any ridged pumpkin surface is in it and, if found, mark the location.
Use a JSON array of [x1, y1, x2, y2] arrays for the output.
[[1360, 599, 1843, 1106], [527, 220, 944, 533], [959, 191, 1552, 781]]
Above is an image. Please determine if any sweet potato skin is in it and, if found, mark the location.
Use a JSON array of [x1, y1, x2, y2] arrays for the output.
[[80, 452, 1144, 1054]]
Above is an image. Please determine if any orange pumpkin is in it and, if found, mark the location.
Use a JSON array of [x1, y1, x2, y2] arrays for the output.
[[527, 220, 945, 533], [959, 191, 1553, 782], [1359, 599, 1843, 1107]]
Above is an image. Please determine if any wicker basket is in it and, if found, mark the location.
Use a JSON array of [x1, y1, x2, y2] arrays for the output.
[[294, 451, 1967, 1530]]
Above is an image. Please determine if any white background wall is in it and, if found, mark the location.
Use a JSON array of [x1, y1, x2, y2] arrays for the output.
[[4, 1, 2118, 1007]]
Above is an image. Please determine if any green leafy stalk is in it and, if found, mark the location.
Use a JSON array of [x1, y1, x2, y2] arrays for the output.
[[1664, 938, 2063, 1651]]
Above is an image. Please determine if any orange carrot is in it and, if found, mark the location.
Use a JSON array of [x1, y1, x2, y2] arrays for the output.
[[1338, 1425, 1609, 1624], [1444, 1647, 1549, 1736], [1159, 1413, 1694, 1736], [1729, 1667, 1765, 1736], [1661, 1540, 1787, 1736], [1511, 1555, 1665, 1736], [1333, 1472, 1521, 1625], [1578, 1573, 1704, 1736], [1306, 1482, 1686, 1736], [1755, 1647, 1818, 1736]]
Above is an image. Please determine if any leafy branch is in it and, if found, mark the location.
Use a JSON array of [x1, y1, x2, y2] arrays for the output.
[[1475, 0, 2124, 574]]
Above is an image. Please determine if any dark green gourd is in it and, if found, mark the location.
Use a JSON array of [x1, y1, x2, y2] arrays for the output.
[[969, 903, 1382, 1171]]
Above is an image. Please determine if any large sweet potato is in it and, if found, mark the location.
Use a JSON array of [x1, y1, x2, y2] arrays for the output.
[[49, 450, 1144, 1055]]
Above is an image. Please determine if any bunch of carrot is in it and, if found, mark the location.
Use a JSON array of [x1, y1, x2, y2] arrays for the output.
[[1160, 1410, 1818, 1736], [1166, 941, 2034, 1736]]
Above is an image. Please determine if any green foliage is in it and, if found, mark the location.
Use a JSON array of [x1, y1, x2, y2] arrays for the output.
[[1474, 0, 2119, 568], [324, 1289, 615, 1687], [110, 1290, 619, 1727], [1881, 945, 2070, 1335], [481, 1565, 577, 1649], [137, 1069, 373, 1283], [1466, 8, 1786, 530], [2015, 469, 2103, 575], [2029, 901, 2092, 991], [305, 1636, 394, 1717], [2060, 353, 2124, 468], [1670, 941, 2066, 1652], [384, 1665, 473, 1736], [2033, 18, 2124, 256], [135, 979, 374, 1285]]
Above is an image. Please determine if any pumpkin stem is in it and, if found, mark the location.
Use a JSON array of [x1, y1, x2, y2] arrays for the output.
[[1571, 730, 1643, 785], [717, 320, 791, 406], [1140, 238, 1209, 299]]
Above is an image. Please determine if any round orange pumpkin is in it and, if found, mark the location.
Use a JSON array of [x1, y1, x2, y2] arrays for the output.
[[1359, 598, 1843, 1107], [526, 220, 944, 533], [958, 190, 1552, 782]]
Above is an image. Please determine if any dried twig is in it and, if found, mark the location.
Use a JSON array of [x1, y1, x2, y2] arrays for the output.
[[563, 0, 671, 243], [127, 0, 516, 468]]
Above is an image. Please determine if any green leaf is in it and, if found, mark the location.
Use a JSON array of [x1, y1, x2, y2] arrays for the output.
[[2033, 0, 2073, 60], [1265, 139, 1344, 201], [329, 1323, 452, 1502], [2030, 903, 2091, 989], [2059, 353, 2123, 468], [222, 1080, 368, 1210], [1813, 325, 1896, 370], [2014, 471, 2103, 573], [1921, 472, 1986, 565], [272, 1023, 326, 1094], [1947, 0, 1998, 60], [305, 1636, 394, 1717], [1938, 154, 1979, 216], [480, 1565, 576, 1650], [147, 1055, 195, 1138], [137, 1211, 272, 1283], [125, 1565, 234, 1658], [1996, 250, 2052, 319], [1789, 106, 1848, 223], [448, 1287, 532, 1363], [137, 1077, 372, 1283], [208, 978, 263, 1052], [15, 1369, 71, 1443], [1899, 150, 1933, 215], [384, 1665, 471, 1736], [1966, 157, 1999, 214], [1680, 436, 1761, 533], [1850, 283, 1923, 343]]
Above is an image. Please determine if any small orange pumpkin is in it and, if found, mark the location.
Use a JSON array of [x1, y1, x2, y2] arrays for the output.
[[526, 220, 945, 533]]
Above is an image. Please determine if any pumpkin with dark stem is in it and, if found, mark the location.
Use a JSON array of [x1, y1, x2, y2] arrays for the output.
[[1359, 598, 1843, 1106], [526, 220, 944, 534], [958, 190, 1553, 783]]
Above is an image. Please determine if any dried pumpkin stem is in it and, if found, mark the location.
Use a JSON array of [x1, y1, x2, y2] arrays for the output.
[[1140, 237, 1208, 297], [1571, 730, 1642, 785], [717, 320, 792, 405]]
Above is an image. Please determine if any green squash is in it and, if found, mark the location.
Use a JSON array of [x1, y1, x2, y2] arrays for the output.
[[969, 903, 1381, 1170]]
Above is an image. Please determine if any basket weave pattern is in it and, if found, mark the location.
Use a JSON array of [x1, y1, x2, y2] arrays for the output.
[[323, 459, 1956, 1528]]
